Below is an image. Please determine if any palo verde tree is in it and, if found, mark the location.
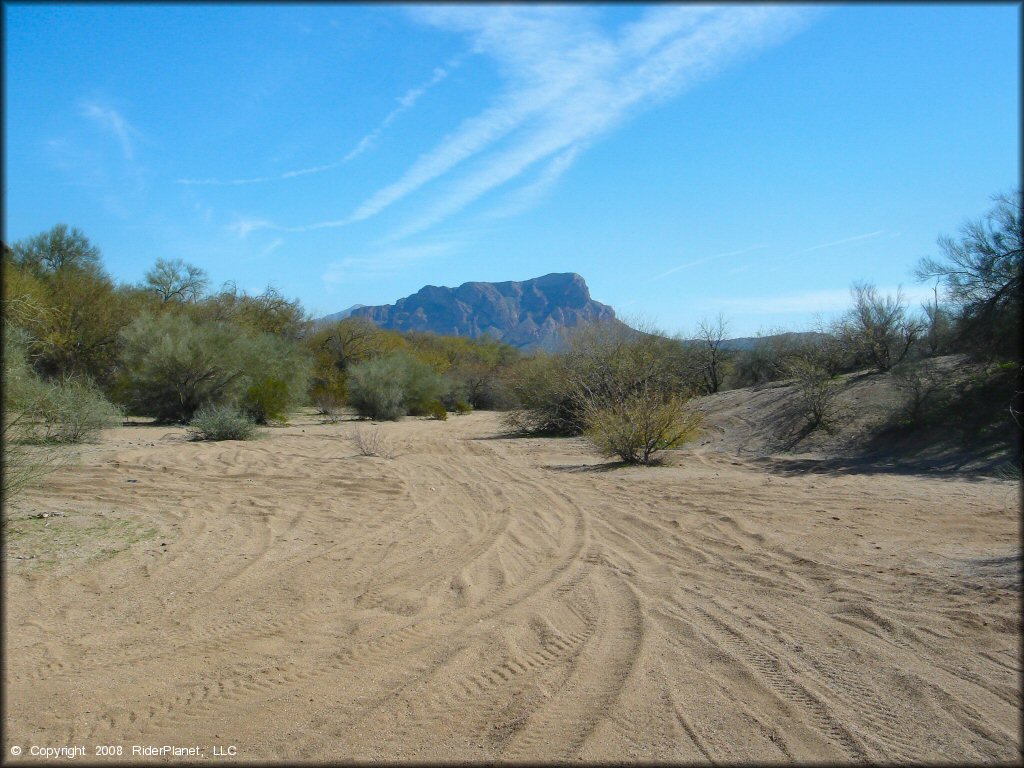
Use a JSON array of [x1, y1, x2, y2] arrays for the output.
[[842, 282, 924, 373], [144, 257, 209, 304], [9, 223, 102, 275], [915, 189, 1022, 358]]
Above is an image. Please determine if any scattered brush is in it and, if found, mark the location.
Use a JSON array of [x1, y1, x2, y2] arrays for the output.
[[187, 405, 258, 441], [349, 425, 396, 459], [426, 400, 448, 421]]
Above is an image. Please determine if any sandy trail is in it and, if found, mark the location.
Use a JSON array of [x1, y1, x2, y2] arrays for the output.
[[4, 412, 1019, 762]]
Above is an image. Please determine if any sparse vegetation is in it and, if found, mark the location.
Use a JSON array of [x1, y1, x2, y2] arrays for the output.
[[891, 359, 942, 426], [426, 400, 449, 420], [115, 313, 310, 423], [693, 315, 732, 394], [2, 329, 120, 498], [187, 404, 258, 441], [349, 425, 395, 458], [916, 189, 1021, 359], [23, 377, 124, 444], [842, 282, 924, 373], [786, 358, 842, 433], [2, 191, 1016, 472], [584, 390, 701, 465], [347, 351, 446, 421]]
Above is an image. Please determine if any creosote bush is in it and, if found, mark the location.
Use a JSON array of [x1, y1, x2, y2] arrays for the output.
[[584, 391, 702, 465], [426, 400, 448, 421], [187, 405, 257, 441]]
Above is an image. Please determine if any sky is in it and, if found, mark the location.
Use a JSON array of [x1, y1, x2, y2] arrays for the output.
[[3, 3, 1019, 338]]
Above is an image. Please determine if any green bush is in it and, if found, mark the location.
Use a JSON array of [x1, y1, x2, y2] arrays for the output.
[[347, 358, 407, 420], [187, 405, 257, 441], [454, 400, 473, 415], [29, 377, 123, 444], [503, 352, 577, 435], [347, 351, 445, 420], [2, 331, 63, 499], [426, 400, 448, 420], [505, 323, 693, 436], [786, 358, 842, 433], [584, 391, 702, 465], [242, 377, 289, 424], [116, 313, 310, 423]]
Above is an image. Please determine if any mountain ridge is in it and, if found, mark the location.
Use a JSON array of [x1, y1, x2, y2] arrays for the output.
[[331, 272, 622, 350]]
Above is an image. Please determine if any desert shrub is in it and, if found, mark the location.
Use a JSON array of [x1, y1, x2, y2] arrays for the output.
[[4, 327, 122, 445], [203, 283, 309, 340], [187, 405, 257, 441], [116, 313, 310, 423], [454, 400, 473, 415], [2, 331, 64, 498], [402, 360, 447, 415], [891, 359, 942, 425], [584, 390, 702, 465], [916, 190, 1021, 359], [241, 377, 290, 424], [117, 314, 248, 421], [313, 393, 342, 423], [27, 377, 123, 444], [349, 425, 395, 458], [346, 351, 444, 420], [503, 352, 577, 434], [692, 315, 733, 394], [786, 358, 842, 433], [727, 330, 846, 388], [841, 283, 925, 373], [426, 400, 448, 420], [507, 323, 694, 436], [346, 358, 408, 421], [304, 317, 408, 407]]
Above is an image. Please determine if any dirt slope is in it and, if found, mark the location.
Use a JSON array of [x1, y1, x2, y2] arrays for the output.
[[694, 354, 1019, 473], [3, 411, 1019, 762]]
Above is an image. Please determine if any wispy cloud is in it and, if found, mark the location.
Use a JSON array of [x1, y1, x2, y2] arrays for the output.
[[711, 284, 936, 315], [798, 230, 886, 255], [79, 101, 139, 160], [227, 217, 273, 238], [177, 57, 460, 187], [654, 244, 767, 280], [345, 57, 462, 162], [298, 5, 815, 236], [475, 145, 584, 223], [322, 241, 459, 285], [258, 238, 285, 258]]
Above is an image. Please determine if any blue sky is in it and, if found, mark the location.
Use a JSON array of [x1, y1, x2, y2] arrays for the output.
[[4, 3, 1019, 337]]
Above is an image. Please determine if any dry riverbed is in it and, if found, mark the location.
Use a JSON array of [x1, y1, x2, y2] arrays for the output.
[[3, 411, 1019, 762]]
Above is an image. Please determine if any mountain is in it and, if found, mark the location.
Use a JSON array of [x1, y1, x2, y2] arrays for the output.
[[316, 304, 366, 325], [716, 331, 827, 351], [334, 273, 622, 349]]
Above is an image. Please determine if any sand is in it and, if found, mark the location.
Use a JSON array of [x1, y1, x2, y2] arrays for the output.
[[3, 411, 1020, 762]]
